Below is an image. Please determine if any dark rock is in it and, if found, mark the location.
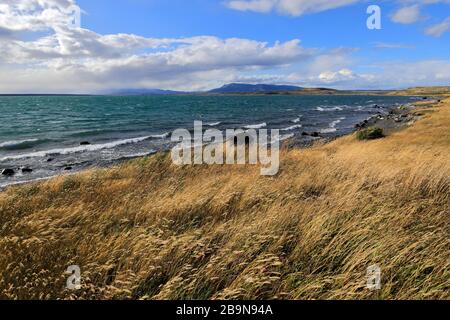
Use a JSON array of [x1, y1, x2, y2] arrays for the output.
[[80, 141, 91, 146], [1, 168, 15, 176], [21, 167, 33, 173], [47, 158, 54, 162], [301, 131, 310, 136], [423, 97, 428, 100], [311, 132, 320, 138], [64, 166, 73, 171]]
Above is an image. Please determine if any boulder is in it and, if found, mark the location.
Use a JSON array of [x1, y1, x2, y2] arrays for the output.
[[47, 158, 54, 162], [1, 168, 15, 176], [21, 167, 33, 173], [80, 141, 91, 146], [64, 166, 73, 171]]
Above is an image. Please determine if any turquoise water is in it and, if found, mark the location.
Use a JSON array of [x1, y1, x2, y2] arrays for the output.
[[0, 95, 417, 187]]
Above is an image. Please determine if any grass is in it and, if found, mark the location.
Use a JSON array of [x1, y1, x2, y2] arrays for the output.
[[0, 100, 449, 300], [388, 86, 450, 96]]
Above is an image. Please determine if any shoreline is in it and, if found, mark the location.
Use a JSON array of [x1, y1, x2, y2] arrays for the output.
[[0, 99, 437, 192], [0, 97, 448, 300]]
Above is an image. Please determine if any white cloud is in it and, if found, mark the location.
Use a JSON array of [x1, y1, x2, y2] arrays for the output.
[[0, 24, 316, 92], [0, 0, 78, 33], [313, 60, 450, 89], [373, 42, 416, 49], [391, 5, 422, 24], [425, 17, 450, 36], [318, 69, 355, 82], [226, 0, 359, 16], [1, 0, 449, 93]]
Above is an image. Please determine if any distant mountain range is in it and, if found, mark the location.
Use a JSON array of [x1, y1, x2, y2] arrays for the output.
[[108, 88, 187, 96], [208, 83, 303, 94], [109, 83, 305, 96]]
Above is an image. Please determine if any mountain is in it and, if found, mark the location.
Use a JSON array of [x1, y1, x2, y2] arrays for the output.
[[108, 88, 187, 96], [208, 83, 303, 94]]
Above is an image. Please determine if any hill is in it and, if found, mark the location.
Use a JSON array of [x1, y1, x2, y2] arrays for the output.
[[387, 86, 450, 96], [208, 83, 303, 94], [108, 89, 187, 96]]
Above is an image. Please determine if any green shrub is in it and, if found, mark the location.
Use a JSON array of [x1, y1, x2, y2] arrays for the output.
[[356, 127, 384, 141]]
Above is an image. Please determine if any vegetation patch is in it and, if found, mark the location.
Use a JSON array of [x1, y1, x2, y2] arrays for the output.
[[356, 127, 384, 141]]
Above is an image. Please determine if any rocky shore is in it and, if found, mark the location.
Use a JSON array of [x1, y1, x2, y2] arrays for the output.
[[284, 99, 439, 149], [0, 99, 440, 190]]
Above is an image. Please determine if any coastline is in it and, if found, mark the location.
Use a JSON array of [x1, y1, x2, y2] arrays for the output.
[[0, 98, 438, 192], [0, 97, 448, 300]]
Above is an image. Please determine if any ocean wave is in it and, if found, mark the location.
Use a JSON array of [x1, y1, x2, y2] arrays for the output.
[[291, 118, 301, 123], [0, 138, 43, 150], [113, 150, 157, 160], [317, 106, 344, 112], [0, 136, 153, 161], [0, 139, 40, 148], [281, 124, 302, 131], [150, 132, 170, 139], [273, 133, 295, 142], [320, 128, 338, 134], [206, 122, 221, 126], [320, 117, 345, 134], [244, 123, 267, 129]]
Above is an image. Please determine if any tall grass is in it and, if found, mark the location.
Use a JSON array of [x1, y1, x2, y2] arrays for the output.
[[0, 100, 449, 300]]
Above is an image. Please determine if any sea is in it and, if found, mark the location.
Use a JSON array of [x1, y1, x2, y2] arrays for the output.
[[0, 95, 419, 188]]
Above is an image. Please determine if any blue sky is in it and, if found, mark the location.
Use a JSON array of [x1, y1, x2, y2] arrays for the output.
[[0, 0, 449, 93]]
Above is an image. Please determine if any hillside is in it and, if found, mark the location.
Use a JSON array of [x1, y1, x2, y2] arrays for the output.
[[387, 86, 450, 96], [0, 100, 449, 300], [208, 83, 303, 94]]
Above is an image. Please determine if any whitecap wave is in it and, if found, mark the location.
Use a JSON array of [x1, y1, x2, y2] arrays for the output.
[[320, 117, 346, 134], [291, 118, 301, 123], [150, 132, 170, 139], [281, 124, 302, 131], [206, 122, 221, 126], [0, 138, 39, 148], [244, 123, 267, 129], [273, 133, 295, 142], [317, 106, 344, 112], [320, 128, 338, 134], [1, 136, 153, 161]]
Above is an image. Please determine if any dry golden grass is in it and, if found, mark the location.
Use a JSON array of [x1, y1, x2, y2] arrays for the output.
[[0, 100, 449, 300], [388, 86, 450, 96]]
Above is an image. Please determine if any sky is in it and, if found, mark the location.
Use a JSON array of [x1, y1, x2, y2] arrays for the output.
[[0, 0, 449, 93]]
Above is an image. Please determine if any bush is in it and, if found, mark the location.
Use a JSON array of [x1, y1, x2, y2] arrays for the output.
[[356, 127, 384, 141]]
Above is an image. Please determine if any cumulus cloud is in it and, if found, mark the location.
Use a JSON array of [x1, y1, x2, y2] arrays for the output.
[[391, 5, 422, 24], [0, 0, 78, 33], [318, 69, 355, 83], [226, 0, 359, 16], [282, 59, 450, 89], [1, 0, 449, 93], [0, 0, 326, 93]]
